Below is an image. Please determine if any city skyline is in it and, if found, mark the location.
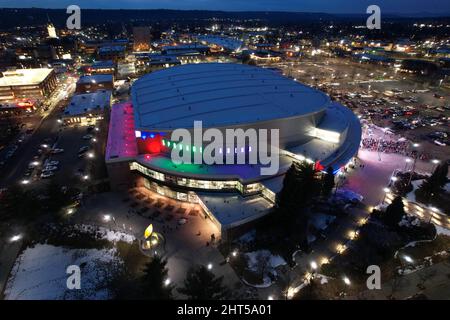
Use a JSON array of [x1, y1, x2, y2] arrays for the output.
[[0, 0, 449, 15]]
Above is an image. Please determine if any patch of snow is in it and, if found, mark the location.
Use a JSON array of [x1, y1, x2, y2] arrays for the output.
[[245, 250, 287, 271], [74, 224, 135, 243], [405, 179, 424, 203], [4, 244, 123, 300], [435, 225, 450, 237]]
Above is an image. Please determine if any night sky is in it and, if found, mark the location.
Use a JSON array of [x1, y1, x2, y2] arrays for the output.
[[0, 0, 449, 14]]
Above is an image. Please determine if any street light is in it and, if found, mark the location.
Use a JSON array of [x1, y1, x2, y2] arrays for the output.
[[103, 214, 111, 222], [403, 255, 414, 264], [343, 276, 351, 286], [310, 261, 318, 270], [207, 263, 213, 270], [164, 278, 171, 286], [21, 179, 30, 185], [268, 295, 274, 300], [10, 234, 22, 242]]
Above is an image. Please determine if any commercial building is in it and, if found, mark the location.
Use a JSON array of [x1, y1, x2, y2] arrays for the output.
[[0, 68, 57, 101], [89, 60, 116, 75], [62, 90, 112, 125], [76, 74, 114, 94], [105, 63, 361, 240]]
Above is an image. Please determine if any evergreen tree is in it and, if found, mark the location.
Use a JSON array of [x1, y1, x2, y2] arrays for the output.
[[382, 196, 405, 228], [140, 256, 173, 300], [177, 265, 230, 300], [322, 166, 335, 196]]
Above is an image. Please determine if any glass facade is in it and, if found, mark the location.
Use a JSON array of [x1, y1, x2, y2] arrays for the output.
[[130, 161, 276, 204]]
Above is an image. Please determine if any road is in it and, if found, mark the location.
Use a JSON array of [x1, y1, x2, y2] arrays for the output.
[[0, 79, 76, 188]]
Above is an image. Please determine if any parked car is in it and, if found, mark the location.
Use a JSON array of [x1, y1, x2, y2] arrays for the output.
[[44, 165, 58, 171], [51, 148, 64, 154], [47, 160, 59, 166], [40, 171, 55, 178], [78, 146, 89, 153], [82, 134, 93, 140]]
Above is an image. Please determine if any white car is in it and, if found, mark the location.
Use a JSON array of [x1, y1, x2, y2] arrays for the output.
[[44, 165, 58, 171], [47, 160, 59, 166], [40, 171, 54, 178], [434, 140, 446, 146], [51, 148, 64, 154]]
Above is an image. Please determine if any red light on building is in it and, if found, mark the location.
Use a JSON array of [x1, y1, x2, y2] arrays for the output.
[[314, 160, 325, 171]]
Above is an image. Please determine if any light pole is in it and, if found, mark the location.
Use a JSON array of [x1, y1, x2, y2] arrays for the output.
[[407, 143, 420, 187], [431, 159, 440, 172], [404, 158, 412, 171], [382, 187, 390, 204], [376, 127, 389, 161]]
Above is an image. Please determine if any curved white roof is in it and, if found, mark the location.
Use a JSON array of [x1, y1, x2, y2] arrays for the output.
[[132, 63, 330, 130]]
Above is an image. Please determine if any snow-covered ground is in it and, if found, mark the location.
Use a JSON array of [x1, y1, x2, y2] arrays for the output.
[[243, 250, 287, 288], [73, 224, 135, 243], [435, 225, 450, 237], [4, 244, 123, 300], [405, 179, 424, 203]]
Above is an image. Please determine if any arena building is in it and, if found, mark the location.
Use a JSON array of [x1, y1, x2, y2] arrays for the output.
[[105, 63, 361, 240]]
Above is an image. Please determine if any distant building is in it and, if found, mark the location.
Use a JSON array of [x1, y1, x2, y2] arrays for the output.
[[133, 27, 151, 52], [62, 90, 112, 125], [47, 23, 57, 39], [98, 45, 126, 62], [89, 60, 116, 75], [0, 68, 57, 101], [76, 74, 114, 94], [147, 55, 181, 72]]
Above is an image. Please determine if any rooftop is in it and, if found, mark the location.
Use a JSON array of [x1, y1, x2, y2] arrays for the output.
[[106, 102, 138, 161], [197, 192, 273, 228], [64, 90, 111, 117], [0, 68, 53, 87], [77, 74, 113, 85], [132, 63, 330, 130]]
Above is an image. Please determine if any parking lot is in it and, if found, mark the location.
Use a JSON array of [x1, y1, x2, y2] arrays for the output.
[[270, 56, 449, 160]]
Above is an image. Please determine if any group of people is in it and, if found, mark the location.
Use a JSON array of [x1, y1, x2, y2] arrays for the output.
[[361, 138, 410, 155]]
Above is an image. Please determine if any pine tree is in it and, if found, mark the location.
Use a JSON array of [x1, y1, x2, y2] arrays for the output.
[[322, 166, 335, 196], [177, 265, 230, 300], [383, 196, 405, 228], [140, 256, 173, 299]]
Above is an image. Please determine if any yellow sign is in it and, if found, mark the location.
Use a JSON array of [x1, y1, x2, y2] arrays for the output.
[[144, 224, 153, 239]]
